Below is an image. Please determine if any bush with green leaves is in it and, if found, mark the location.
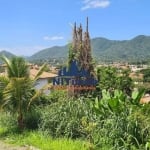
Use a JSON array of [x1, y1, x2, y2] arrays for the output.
[[0, 112, 17, 131], [47, 90, 68, 103], [89, 89, 150, 149], [39, 89, 150, 149], [96, 66, 133, 96], [24, 107, 42, 130], [39, 97, 94, 138]]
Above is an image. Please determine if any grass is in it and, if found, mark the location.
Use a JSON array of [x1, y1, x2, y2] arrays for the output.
[[0, 127, 91, 150]]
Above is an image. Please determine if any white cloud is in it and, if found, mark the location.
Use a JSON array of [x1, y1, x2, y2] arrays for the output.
[[68, 22, 74, 29], [81, 0, 110, 10], [43, 36, 64, 41]]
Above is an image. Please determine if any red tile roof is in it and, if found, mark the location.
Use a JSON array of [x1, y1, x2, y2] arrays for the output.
[[30, 69, 57, 79]]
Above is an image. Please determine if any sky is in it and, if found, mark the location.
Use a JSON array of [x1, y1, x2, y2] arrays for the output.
[[0, 0, 150, 56]]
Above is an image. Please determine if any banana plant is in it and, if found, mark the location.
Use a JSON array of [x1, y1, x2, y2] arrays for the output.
[[131, 89, 145, 105]]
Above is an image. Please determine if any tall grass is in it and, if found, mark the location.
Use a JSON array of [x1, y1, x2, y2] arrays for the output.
[[0, 112, 90, 150], [0, 90, 150, 149], [0, 127, 89, 150]]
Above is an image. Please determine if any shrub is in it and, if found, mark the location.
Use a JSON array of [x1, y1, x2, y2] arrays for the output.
[[89, 90, 150, 149], [39, 97, 93, 138], [24, 107, 42, 130], [0, 112, 17, 131], [38, 89, 150, 149]]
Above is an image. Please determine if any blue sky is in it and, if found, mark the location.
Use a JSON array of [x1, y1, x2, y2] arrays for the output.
[[0, 0, 150, 56]]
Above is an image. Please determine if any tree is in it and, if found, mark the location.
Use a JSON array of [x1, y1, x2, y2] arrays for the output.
[[96, 66, 133, 96], [0, 56, 46, 129], [141, 68, 150, 82]]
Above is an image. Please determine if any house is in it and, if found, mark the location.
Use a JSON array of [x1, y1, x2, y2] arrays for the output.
[[129, 64, 148, 72], [0, 64, 57, 95], [30, 68, 57, 94], [140, 94, 150, 104]]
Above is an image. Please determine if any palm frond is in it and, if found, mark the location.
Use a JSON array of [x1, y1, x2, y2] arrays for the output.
[[0, 55, 15, 77], [27, 83, 50, 110], [27, 90, 42, 110], [0, 76, 9, 109], [33, 63, 47, 81]]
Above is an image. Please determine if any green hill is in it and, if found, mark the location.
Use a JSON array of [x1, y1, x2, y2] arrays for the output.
[[29, 35, 150, 62], [0, 50, 16, 58], [94, 35, 150, 62], [1, 35, 150, 63], [29, 46, 68, 60]]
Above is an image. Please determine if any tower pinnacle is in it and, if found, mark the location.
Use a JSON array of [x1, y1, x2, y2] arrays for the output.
[[86, 17, 89, 33]]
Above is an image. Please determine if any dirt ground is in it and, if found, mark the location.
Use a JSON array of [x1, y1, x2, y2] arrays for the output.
[[0, 141, 39, 150]]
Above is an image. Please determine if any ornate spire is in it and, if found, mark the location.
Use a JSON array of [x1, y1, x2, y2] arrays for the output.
[[70, 17, 94, 75], [74, 22, 76, 33], [86, 17, 89, 33], [72, 22, 77, 49]]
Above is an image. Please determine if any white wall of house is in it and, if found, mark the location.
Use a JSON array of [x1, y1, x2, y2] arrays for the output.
[[34, 78, 50, 94]]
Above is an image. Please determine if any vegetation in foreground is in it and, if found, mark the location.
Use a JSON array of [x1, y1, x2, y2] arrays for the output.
[[0, 127, 88, 150], [0, 90, 150, 150], [0, 56, 150, 150]]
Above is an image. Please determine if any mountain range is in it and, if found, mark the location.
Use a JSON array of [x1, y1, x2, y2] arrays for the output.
[[1, 35, 150, 62]]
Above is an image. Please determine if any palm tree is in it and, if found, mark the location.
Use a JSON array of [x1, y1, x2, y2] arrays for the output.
[[0, 56, 46, 129]]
